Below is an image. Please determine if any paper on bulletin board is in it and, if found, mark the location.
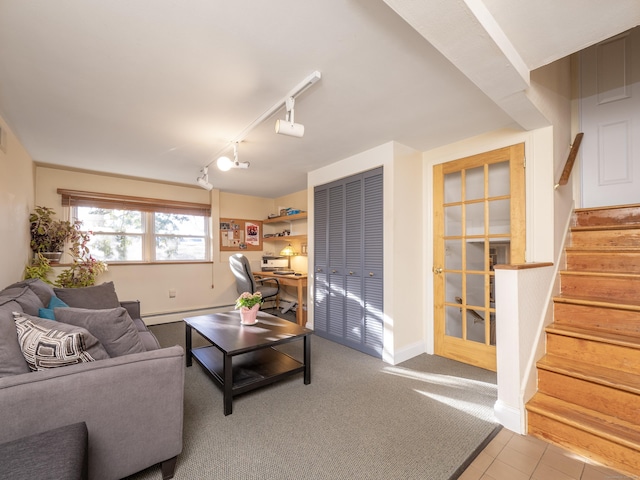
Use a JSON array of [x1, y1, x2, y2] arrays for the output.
[[245, 222, 259, 245]]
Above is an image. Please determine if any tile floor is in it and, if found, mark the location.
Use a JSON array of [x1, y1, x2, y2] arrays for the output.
[[459, 429, 638, 480]]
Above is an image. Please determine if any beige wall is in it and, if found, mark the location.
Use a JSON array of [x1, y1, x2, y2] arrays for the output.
[[0, 114, 34, 286]]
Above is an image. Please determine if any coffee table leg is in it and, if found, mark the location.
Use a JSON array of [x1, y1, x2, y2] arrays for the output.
[[185, 323, 193, 367], [303, 335, 311, 384], [223, 353, 233, 415]]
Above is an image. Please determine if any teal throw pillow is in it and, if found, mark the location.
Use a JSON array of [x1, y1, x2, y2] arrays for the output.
[[38, 295, 69, 320]]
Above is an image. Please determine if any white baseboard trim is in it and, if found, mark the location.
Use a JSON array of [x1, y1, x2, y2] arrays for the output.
[[142, 305, 233, 325], [390, 341, 426, 365], [494, 399, 525, 434]]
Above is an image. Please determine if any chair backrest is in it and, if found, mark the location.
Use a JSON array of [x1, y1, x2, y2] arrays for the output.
[[229, 254, 257, 295]]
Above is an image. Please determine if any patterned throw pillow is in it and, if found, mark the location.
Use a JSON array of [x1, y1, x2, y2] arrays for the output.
[[13, 313, 97, 371]]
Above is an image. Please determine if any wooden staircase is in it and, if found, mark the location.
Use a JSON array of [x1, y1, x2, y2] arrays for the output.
[[526, 203, 640, 477]]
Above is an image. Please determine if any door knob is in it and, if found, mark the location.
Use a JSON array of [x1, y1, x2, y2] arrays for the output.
[[433, 267, 443, 274]]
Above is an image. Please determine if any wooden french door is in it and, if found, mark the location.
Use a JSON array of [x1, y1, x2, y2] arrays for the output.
[[433, 144, 525, 371]]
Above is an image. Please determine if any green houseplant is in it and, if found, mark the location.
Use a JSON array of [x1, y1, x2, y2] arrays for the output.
[[25, 206, 107, 287], [29, 206, 81, 262]]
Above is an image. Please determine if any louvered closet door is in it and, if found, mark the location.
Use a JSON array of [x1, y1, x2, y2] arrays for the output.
[[314, 167, 383, 357]]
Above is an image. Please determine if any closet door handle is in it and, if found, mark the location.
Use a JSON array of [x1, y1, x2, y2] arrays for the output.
[[369, 272, 374, 277], [332, 269, 337, 273], [349, 271, 354, 275]]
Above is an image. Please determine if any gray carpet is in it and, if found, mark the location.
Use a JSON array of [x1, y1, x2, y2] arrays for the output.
[[126, 320, 499, 480]]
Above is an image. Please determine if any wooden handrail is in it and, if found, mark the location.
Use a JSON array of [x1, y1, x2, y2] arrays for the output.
[[555, 132, 584, 188]]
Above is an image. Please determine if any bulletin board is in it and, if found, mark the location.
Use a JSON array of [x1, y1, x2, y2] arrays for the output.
[[219, 218, 263, 251]]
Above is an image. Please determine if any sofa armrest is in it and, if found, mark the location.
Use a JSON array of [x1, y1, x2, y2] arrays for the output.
[[119, 299, 141, 319], [0, 346, 184, 480]]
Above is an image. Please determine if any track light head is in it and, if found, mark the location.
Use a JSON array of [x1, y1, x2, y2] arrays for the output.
[[216, 143, 250, 170], [275, 96, 305, 138], [275, 119, 305, 138], [196, 167, 213, 191]]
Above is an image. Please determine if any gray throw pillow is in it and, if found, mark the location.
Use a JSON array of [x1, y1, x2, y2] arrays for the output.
[[54, 281, 120, 310], [0, 304, 31, 376], [0, 287, 44, 316], [54, 307, 146, 357], [12, 312, 110, 370], [4, 279, 55, 307]]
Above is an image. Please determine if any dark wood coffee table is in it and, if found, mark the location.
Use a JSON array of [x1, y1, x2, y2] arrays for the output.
[[184, 310, 312, 415]]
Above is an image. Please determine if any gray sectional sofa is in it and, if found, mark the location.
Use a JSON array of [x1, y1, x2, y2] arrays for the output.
[[0, 279, 184, 480]]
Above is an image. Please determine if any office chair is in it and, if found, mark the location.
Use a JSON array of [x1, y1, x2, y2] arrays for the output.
[[229, 254, 280, 308]]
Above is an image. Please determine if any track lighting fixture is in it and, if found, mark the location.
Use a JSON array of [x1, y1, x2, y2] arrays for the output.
[[216, 143, 249, 171], [275, 97, 305, 138], [195, 71, 321, 188], [196, 166, 213, 191]]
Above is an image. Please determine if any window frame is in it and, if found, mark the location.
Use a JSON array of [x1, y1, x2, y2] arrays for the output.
[[59, 189, 212, 264]]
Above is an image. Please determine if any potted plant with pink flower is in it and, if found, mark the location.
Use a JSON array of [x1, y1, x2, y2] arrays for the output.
[[235, 291, 263, 325]]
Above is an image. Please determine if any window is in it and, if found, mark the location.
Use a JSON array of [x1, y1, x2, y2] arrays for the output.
[[59, 189, 211, 263]]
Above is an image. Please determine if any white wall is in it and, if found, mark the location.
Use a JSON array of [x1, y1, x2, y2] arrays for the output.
[[308, 141, 423, 365], [0, 114, 34, 287]]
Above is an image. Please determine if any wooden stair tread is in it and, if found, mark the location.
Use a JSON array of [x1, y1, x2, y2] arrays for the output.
[[553, 294, 640, 312], [537, 355, 640, 395], [565, 246, 640, 253], [560, 270, 640, 279], [571, 224, 640, 232], [526, 393, 640, 450], [546, 323, 640, 349]]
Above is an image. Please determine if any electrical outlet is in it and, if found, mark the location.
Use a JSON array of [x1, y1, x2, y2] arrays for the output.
[[169, 289, 176, 298]]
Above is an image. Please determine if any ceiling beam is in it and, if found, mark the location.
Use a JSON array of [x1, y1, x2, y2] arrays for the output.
[[383, 0, 549, 130]]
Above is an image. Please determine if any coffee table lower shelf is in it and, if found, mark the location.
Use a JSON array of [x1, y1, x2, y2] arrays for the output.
[[192, 345, 305, 401]]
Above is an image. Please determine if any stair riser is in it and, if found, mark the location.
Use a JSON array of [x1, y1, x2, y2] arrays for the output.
[[570, 229, 640, 247], [560, 274, 640, 303], [546, 334, 640, 375], [537, 370, 640, 425], [574, 206, 640, 227], [565, 252, 640, 274], [553, 302, 640, 336], [527, 411, 640, 476]]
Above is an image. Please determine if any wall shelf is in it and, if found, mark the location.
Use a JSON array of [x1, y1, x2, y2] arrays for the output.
[[263, 212, 307, 224]]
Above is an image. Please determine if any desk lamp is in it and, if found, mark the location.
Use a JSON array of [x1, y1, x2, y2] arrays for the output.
[[279, 244, 297, 270]]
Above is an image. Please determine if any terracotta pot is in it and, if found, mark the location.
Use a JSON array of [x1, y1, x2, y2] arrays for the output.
[[240, 304, 260, 325]]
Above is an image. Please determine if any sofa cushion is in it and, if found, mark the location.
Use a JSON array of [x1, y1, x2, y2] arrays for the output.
[[0, 422, 88, 480], [13, 313, 108, 371], [38, 295, 70, 320], [3, 279, 55, 308], [0, 286, 43, 316], [54, 281, 120, 310], [0, 303, 31, 376], [54, 307, 146, 357]]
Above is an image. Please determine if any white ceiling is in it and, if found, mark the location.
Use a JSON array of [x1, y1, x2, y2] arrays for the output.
[[0, 1, 638, 198]]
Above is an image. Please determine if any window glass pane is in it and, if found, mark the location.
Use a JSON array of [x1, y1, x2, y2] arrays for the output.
[[155, 213, 206, 235], [465, 166, 484, 200], [76, 207, 143, 233], [489, 199, 510, 234], [444, 171, 461, 203], [466, 273, 485, 307], [445, 272, 462, 304], [89, 234, 143, 262], [445, 205, 462, 236], [445, 306, 462, 338], [156, 236, 206, 260], [488, 161, 510, 197], [466, 240, 485, 271], [465, 202, 485, 236], [445, 239, 462, 270]]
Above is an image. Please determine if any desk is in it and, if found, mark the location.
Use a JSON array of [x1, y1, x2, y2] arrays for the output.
[[254, 272, 308, 326]]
